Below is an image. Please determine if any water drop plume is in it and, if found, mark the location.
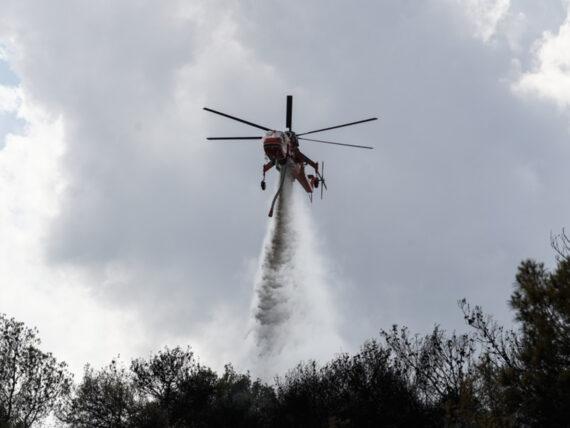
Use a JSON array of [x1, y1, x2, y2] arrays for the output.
[[250, 166, 343, 377]]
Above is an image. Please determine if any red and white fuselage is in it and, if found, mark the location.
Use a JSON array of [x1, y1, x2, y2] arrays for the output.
[[262, 131, 318, 194]]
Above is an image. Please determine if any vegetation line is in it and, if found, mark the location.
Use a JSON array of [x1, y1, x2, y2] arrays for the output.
[[1, 232, 570, 427]]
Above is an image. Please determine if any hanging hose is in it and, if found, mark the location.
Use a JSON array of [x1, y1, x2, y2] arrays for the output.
[[268, 163, 289, 217]]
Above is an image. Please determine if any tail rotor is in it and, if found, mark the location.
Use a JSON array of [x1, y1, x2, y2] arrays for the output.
[[318, 161, 327, 199]]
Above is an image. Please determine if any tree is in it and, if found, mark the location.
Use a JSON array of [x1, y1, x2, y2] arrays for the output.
[[274, 360, 326, 427], [459, 235, 570, 426], [460, 300, 520, 426], [131, 347, 196, 405], [0, 314, 72, 427], [131, 346, 209, 426], [321, 340, 433, 427], [274, 341, 433, 427], [49, 234, 570, 426], [381, 325, 480, 425], [503, 257, 570, 425], [61, 360, 137, 428], [207, 364, 275, 428]]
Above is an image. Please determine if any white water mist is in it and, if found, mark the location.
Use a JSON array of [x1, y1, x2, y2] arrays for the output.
[[249, 168, 344, 378]]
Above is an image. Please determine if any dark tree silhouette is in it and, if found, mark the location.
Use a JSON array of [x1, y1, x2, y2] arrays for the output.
[[458, 234, 570, 426], [130, 348, 275, 427], [0, 314, 72, 427], [4, 235, 570, 427], [130, 346, 216, 426], [381, 325, 481, 425], [131, 347, 196, 406], [61, 360, 136, 428], [504, 258, 570, 425], [460, 300, 520, 425], [207, 364, 276, 428], [273, 341, 435, 427]]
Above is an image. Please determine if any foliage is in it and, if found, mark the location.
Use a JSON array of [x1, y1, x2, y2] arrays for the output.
[[504, 257, 570, 425], [3, 236, 570, 426], [273, 341, 434, 427], [62, 348, 276, 428], [0, 314, 72, 427], [60, 360, 136, 428], [381, 325, 480, 424]]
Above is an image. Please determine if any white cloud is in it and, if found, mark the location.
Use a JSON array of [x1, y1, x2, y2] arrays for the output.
[[1, 0, 570, 380], [0, 0, 291, 374], [458, 0, 511, 42], [0, 87, 148, 373], [513, 3, 570, 108], [0, 85, 21, 112]]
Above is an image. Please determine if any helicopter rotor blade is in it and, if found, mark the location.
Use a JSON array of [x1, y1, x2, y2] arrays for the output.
[[207, 137, 262, 140], [286, 95, 293, 131], [203, 107, 272, 132], [297, 117, 378, 136], [299, 137, 373, 150]]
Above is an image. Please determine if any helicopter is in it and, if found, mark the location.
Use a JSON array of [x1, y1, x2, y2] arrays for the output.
[[204, 95, 377, 217]]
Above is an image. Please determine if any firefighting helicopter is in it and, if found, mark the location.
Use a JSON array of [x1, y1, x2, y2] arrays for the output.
[[204, 95, 377, 217]]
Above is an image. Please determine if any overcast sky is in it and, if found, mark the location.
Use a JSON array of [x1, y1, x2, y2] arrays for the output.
[[1, 0, 570, 376]]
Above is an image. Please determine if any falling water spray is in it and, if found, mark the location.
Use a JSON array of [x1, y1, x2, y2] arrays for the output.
[[250, 167, 343, 376]]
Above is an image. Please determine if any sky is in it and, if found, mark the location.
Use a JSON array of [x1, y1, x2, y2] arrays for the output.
[[1, 0, 570, 377]]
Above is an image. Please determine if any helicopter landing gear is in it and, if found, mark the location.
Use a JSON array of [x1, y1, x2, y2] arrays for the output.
[[261, 160, 274, 191]]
